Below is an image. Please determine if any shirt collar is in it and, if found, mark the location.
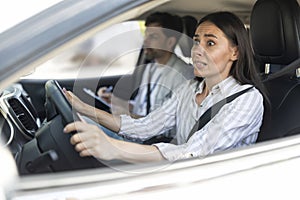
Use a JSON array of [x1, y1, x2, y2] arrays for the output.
[[194, 76, 238, 95], [214, 76, 236, 95]]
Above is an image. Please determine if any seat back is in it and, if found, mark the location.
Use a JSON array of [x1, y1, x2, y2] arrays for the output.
[[178, 15, 197, 57], [250, 0, 300, 142]]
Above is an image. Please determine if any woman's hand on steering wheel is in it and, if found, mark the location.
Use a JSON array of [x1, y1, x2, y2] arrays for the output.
[[63, 89, 88, 114], [64, 121, 118, 161]]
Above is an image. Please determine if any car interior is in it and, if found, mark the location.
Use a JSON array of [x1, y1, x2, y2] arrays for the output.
[[251, 0, 300, 141], [0, 0, 299, 176]]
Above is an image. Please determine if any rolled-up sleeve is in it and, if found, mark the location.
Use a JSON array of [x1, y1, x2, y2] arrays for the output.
[[153, 142, 194, 161], [118, 95, 179, 141]]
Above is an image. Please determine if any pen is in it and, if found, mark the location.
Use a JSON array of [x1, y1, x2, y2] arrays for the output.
[[105, 86, 113, 93]]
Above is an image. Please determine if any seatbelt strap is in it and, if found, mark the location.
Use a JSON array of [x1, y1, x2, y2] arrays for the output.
[[264, 58, 300, 81], [186, 86, 254, 142], [146, 63, 156, 114], [146, 81, 151, 114]]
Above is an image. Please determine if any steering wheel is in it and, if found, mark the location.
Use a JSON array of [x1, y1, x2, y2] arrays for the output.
[[41, 80, 105, 171], [17, 80, 105, 174], [45, 80, 80, 124]]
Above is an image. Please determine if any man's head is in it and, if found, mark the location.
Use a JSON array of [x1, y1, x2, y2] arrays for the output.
[[143, 12, 183, 62]]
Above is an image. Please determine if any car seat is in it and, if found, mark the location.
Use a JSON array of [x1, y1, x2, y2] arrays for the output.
[[178, 15, 198, 58], [250, 0, 300, 142]]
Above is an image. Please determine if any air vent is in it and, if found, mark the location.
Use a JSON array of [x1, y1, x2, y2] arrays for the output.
[[8, 98, 38, 135]]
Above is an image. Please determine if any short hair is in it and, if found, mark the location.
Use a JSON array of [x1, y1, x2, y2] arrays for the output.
[[145, 12, 183, 42]]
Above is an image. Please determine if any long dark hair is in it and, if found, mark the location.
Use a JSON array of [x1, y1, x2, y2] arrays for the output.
[[198, 12, 267, 94], [198, 11, 270, 132]]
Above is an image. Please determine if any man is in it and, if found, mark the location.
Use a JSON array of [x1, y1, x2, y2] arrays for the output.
[[98, 12, 194, 119]]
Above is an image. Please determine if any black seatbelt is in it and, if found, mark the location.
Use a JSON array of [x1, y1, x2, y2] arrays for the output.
[[146, 81, 151, 114], [263, 58, 300, 81], [146, 63, 155, 114], [186, 86, 254, 142]]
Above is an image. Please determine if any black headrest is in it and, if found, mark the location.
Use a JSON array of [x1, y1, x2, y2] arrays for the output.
[[250, 0, 300, 65], [178, 15, 197, 57]]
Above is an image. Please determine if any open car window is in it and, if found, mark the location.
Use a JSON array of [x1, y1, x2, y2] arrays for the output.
[[23, 20, 189, 80], [24, 21, 145, 79]]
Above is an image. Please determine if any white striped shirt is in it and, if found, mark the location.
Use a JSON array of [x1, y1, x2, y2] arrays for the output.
[[119, 76, 264, 161]]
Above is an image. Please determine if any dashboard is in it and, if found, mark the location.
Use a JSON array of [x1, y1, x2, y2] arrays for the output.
[[0, 82, 106, 175], [0, 84, 40, 157]]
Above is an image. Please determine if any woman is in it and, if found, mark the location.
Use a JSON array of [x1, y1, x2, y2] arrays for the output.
[[64, 11, 266, 163]]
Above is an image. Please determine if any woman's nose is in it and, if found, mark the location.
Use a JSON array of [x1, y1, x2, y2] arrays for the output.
[[191, 43, 204, 56]]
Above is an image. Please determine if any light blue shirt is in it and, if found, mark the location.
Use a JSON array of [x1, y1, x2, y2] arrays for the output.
[[131, 54, 194, 116]]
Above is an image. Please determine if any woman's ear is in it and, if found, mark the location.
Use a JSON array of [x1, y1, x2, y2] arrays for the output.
[[230, 46, 239, 61]]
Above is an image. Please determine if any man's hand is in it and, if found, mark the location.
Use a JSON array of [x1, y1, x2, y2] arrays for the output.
[[97, 86, 112, 105]]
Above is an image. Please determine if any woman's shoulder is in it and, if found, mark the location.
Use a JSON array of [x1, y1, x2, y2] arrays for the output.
[[221, 77, 263, 100], [233, 83, 264, 105]]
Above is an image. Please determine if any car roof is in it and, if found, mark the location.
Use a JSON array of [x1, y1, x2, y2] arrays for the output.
[[139, 0, 300, 24]]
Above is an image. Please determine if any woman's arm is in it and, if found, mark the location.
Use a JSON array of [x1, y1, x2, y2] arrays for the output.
[[64, 121, 165, 163], [64, 90, 121, 132]]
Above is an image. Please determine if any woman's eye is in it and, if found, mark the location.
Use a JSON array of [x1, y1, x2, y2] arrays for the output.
[[193, 40, 200, 46], [207, 41, 215, 46]]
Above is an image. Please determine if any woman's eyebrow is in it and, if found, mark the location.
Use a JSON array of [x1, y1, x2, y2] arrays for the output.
[[193, 33, 218, 39], [204, 33, 218, 39], [193, 34, 199, 38]]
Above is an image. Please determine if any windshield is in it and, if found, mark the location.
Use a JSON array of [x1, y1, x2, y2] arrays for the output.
[[0, 0, 62, 33]]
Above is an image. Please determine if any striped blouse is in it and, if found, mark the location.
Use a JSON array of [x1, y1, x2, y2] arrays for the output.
[[119, 76, 264, 161]]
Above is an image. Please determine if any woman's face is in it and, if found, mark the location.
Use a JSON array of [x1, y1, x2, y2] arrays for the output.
[[191, 21, 238, 81]]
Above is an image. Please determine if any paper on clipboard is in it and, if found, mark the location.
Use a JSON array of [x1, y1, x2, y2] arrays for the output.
[[83, 88, 111, 108]]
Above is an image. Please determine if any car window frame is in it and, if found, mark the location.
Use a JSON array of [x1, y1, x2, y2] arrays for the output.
[[0, 0, 169, 91]]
